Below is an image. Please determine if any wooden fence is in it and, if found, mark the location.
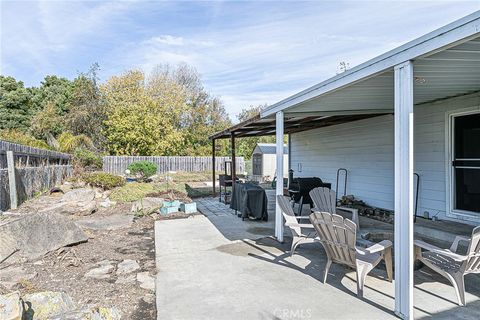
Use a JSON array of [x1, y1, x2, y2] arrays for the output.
[[0, 140, 72, 211], [103, 156, 245, 175], [0, 140, 71, 168]]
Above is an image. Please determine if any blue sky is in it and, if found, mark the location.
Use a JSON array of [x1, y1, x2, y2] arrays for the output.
[[1, 1, 479, 119]]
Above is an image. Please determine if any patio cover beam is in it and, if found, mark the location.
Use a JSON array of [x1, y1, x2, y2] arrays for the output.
[[394, 60, 414, 320], [211, 114, 388, 139]]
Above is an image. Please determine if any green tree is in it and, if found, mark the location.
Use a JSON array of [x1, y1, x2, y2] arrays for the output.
[[0, 76, 37, 131], [29, 75, 74, 139], [31, 101, 63, 139], [64, 63, 107, 148], [30, 75, 74, 114], [149, 64, 232, 156], [102, 70, 186, 156]]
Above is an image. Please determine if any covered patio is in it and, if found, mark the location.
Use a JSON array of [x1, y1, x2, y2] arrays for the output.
[[155, 200, 480, 319], [206, 12, 480, 319]]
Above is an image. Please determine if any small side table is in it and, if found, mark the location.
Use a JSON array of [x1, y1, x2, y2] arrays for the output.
[[337, 206, 360, 230]]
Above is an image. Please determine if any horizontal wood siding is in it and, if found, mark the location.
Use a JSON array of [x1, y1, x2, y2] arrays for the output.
[[290, 93, 480, 223], [103, 156, 245, 175]]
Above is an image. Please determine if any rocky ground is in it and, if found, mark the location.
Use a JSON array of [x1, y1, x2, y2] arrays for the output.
[[0, 184, 169, 319]]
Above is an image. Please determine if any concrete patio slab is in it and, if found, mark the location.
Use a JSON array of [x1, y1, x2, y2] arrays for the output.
[[155, 197, 480, 320]]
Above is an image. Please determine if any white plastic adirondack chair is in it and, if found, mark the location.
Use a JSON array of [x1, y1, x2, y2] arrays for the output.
[[414, 226, 480, 306], [310, 211, 393, 298], [309, 187, 359, 228], [277, 195, 319, 256]]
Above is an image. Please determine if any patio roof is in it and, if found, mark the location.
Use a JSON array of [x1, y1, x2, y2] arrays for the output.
[[209, 112, 390, 139]]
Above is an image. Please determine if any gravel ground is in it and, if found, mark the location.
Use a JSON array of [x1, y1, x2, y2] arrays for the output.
[[3, 212, 157, 319]]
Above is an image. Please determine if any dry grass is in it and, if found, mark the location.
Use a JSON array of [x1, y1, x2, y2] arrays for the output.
[[110, 181, 213, 202]]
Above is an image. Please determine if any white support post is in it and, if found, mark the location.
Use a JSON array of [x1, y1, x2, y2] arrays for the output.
[[275, 111, 285, 242], [394, 61, 414, 320], [6, 151, 18, 210]]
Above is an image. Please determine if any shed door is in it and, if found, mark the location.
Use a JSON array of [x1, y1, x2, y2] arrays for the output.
[[452, 113, 480, 213], [252, 154, 262, 175]]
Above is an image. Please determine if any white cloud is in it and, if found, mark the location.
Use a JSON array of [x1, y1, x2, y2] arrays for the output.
[[2, 1, 479, 120], [146, 35, 215, 47]]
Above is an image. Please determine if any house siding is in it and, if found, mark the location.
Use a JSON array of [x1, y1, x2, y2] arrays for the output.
[[290, 92, 480, 224]]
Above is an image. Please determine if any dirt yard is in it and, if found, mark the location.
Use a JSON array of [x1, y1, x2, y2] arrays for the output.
[[19, 216, 156, 319], [0, 173, 217, 319], [0, 189, 162, 319]]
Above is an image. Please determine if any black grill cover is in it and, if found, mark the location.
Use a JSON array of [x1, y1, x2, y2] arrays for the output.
[[289, 177, 331, 206], [230, 182, 268, 221]]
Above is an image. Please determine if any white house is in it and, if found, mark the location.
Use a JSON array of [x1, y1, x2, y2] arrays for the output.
[[251, 143, 288, 182], [210, 12, 480, 319]]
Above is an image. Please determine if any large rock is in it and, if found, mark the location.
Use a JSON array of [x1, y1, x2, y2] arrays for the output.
[[0, 292, 23, 320], [0, 212, 88, 262], [39, 200, 97, 216], [85, 260, 115, 279], [0, 265, 37, 290], [117, 259, 140, 275], [131, 197, 164, 213], [62, 188, 95, 203], [76, 214, 133, 231], [62, 201, 97, 216], [23, 291, 74, 319]]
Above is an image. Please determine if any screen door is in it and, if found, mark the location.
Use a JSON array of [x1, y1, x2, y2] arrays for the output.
[[452, 113, 480, 213]]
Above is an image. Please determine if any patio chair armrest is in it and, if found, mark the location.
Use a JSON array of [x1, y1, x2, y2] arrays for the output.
[[450, 235, 471, 253], [295, 216, 311, 220], [298, 223, 315, 229], [285, 222, 300, 227], [415, 240, 468, 261], [285, 222, 314, 229], [364, 240, 392, 254]]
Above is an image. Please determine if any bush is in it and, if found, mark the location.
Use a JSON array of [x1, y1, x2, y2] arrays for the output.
[[127, 161, 157, 180], [73, 148, 103, 169], [83, 172, 125, 190], [110, 182, 157, 202], [0, 129, 52, 150], [57, 132, 94, 153]]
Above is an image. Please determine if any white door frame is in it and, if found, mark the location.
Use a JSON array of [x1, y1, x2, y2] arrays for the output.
[[445, 107, 480, 222]]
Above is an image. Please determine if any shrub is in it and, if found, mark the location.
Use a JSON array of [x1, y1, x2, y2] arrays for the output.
[[83, 172, 125, 190], [0, 129, 52, 150], [127, 161, 157, 180], [57, 132, 94, 153], [110, 182, 157, 202], [73, 148, 103, 169]]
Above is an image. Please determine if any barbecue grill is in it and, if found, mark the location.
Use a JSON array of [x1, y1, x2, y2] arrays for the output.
[[288, 177, 331, 215], [218, 160, 239, 204]]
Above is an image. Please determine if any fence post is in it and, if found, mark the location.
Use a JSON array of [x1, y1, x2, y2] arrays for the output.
[[6, 151, 18, 210]]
